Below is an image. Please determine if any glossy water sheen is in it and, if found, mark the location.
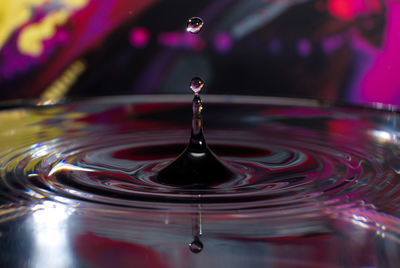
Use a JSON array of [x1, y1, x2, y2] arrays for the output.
[[0, 95, 400, 267]]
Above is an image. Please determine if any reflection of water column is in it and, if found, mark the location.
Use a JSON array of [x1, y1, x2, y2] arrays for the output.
[[189, 202, 204, 254], [31, 201, 74, 267]]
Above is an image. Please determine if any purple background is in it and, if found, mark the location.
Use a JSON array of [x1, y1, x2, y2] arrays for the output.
[[0, 0, 399, 106]]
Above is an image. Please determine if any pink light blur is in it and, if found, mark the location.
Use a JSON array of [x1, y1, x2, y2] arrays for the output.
[[327, 0, 355, 21], [322, 35, 343, 53], [268, 39, 281, 54], [182, 33, 197, 48], [182, 32, 205, 51], [158, 32, 180, 47], [214, 32, 232, 53], [357, 1, 400, 104], [327, 0, 382, 21], [298, 39, 311, 57], [158, 32, 205, 51], [129, 27, 150, 48]]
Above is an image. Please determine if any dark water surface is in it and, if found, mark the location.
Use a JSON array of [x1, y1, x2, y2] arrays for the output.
[[0, 95, 400, 267]]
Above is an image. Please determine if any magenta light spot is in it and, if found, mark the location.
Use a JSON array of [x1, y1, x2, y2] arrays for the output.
[[322, 36, 343, 53], [357, 2, 400, 105], [214, 32, 232, 53], [158, 32, 204, 51], [183, 33, 205, 51], [327, 0, 382, 21], [298, 39, 311, 57], [268, 39, 281, 54], [158, 32, 181, 47], [327, 0, 355, 21], [130, 27, 150, 48], [183, 33, 197, 48]]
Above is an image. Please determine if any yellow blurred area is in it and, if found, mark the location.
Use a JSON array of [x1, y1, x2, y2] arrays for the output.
[[0, 0, 88, 56], [0, 1, 39, 49], [38, 60, 86, 105], [18, 11, 70, 56], [0, 108, 87, 157], [64, 0, 88, 7]]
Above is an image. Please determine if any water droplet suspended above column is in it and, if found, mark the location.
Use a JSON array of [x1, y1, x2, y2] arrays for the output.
[[186, 17, 204, 34], [190, 77, 204, 95]]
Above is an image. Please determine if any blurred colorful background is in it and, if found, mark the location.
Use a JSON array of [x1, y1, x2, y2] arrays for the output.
[[0, 0, 399, 105]]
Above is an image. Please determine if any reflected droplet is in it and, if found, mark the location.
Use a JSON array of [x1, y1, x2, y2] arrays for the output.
[[186, 17, 204, 34], [190, 77, 204, 95], [189, 236, 203, 253]]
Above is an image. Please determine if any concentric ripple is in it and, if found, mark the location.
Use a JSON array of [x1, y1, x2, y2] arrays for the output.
[[1, 96, 400, 221]]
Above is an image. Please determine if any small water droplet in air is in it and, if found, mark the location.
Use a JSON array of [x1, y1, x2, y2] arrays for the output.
[[190, 77, 204, 95], [189, 236, 203, 253], [186, 17, 204, 34]]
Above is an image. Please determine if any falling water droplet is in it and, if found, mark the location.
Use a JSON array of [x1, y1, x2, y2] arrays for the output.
[[189, 236, 204, 253], [190, 77, 204, 95], [186, 17, 204, 34]]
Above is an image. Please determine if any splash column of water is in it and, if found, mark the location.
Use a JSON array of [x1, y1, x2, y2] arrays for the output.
[[188, 16, 206, 150], [156, 16, 232, 187], [190, 77, 206, 150]]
